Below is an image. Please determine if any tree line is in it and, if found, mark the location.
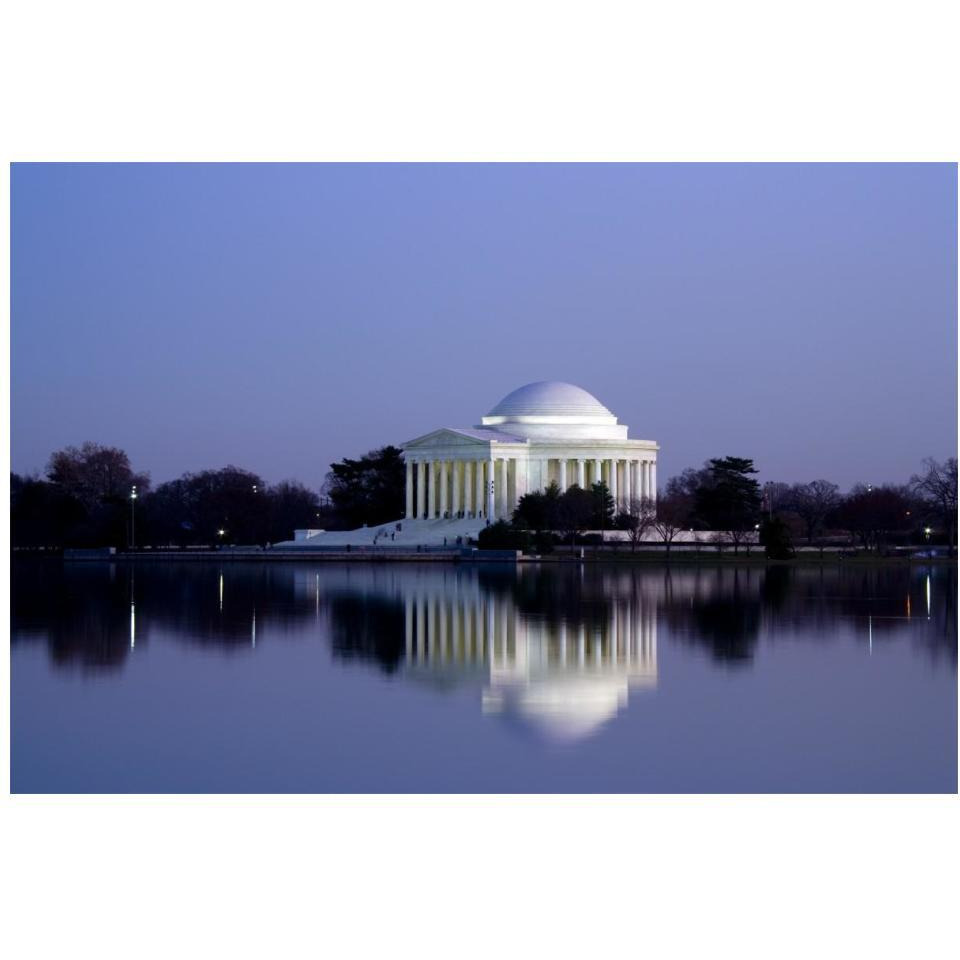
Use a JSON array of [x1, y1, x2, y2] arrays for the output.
[[10, 440, 956, 555], [481, 455, 957, 556], [11, 442, 322, 548]]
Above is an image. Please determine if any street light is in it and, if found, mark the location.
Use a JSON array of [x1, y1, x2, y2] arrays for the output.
[[924, 527, 932, 543], [130, 485, 138, 550]]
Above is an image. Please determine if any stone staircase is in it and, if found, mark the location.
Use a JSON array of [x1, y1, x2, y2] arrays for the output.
[[275, 516, 490, 549]]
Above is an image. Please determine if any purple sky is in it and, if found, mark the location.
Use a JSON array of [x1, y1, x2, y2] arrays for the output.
[[11, 163, 957, 491]]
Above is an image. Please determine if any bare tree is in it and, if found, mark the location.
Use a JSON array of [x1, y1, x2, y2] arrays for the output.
[[726, 525, 756, 555], [786, 480, 842, 544], [47, 441, 149, 511], [834, 484, 912, 552], [910, 457, 958, 551], [621, 496, 657, 552], [653, 486, 691, 557]]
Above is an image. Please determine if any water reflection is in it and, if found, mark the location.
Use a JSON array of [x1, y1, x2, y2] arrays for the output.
[[390, 568, 657, 741], [12, 558, 957, 691], [12, 559, 956, 792]]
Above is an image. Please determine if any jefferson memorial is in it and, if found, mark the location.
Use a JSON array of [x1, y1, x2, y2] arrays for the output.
[[403, 380, 657, 521], [289, 381, 658, 547]]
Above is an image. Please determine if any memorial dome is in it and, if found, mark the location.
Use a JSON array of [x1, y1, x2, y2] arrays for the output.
[[481, 381, 627, 440], [486, 381, 614, 420]]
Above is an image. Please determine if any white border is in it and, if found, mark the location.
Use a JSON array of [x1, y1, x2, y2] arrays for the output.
[[3, 1, 958, 958]]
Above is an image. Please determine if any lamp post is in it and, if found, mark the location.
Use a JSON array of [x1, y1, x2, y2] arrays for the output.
[[763, 481, 775, 519], [130, 485, 138, 550], [924, 527, 932, 544]]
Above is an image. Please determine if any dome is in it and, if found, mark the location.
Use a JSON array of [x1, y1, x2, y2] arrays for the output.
[[480, 380, 628, 441], [486, 381, 613, 420]]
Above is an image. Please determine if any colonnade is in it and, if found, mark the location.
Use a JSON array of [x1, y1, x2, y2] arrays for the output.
[[404, 459, 497, 521], [404, 455, 656, 521]]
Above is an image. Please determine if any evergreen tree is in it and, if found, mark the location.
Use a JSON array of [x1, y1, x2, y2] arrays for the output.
[[556, 484, 594, 547], [694, 456, 762, 547], [325, 445, 405, 528], [759, 516, 794, 560], [590, 482, 615, 530], [512, 482, 562, 532]]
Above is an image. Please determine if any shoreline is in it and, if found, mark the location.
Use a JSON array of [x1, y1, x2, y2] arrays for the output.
[[19, 547, 956, 565]]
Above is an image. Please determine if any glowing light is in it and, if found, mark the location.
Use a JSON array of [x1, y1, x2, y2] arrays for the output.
[[217, 529, 225, 537], [219, 573, 224, 612], [868, 615, 872, 655], [130, 602, 136, 649], [926, 575, 931, 619]]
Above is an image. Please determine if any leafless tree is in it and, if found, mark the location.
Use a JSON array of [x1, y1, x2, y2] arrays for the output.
[[726, 525, 757, 555], [653, 487, 691, 557], [910, 457, 958, 551], [46, 441, 149, 511], [786, 480, 842, 544], [621, 496, 657, 551]]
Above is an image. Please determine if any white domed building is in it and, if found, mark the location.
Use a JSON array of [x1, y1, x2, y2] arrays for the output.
[[401, 380, 658, 531], [284, 381, 658, 547]]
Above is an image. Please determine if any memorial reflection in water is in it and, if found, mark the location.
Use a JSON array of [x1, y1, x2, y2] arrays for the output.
[[300, 565, 658, 741]]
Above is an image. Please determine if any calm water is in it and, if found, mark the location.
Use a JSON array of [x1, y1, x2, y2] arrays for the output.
[[10, 559, 957, 793]]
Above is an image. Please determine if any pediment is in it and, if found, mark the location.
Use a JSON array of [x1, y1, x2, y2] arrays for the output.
[[402, 428, 492, 449]]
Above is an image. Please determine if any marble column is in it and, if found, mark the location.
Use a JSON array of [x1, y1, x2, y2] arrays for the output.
[[405, 460, 414, 518], [486, 459, 496, 520], [559, 458, 567, 492], [514, 458, 527, 504], [632, 460, 641, 503], [577, 459, 585, 489], [439, 461, 449, 517], [475, 461, 485, 518], [610, 459, 619, 507], [650, 462, 657, 502], [452, 461, 461, 516], [499, 458, 509, 517], [594, 458, 602, 489], [417, 461, 426, 518], [427, 461, 436, 518], [464, 461, 473, 516]]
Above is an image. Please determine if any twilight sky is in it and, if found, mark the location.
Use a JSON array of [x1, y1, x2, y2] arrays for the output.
[[11, 163, 957, 491]]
